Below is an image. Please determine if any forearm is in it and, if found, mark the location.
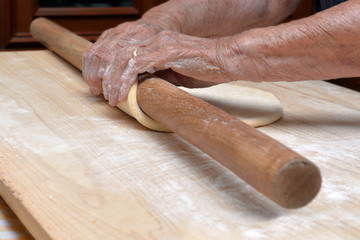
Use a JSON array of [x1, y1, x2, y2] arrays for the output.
[[219, 0, 360, 81], [142, 0, 300, 37]]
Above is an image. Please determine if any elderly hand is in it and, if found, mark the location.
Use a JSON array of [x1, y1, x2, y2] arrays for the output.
[[83, 23, 234, 106], [83, 20, 164, 98]]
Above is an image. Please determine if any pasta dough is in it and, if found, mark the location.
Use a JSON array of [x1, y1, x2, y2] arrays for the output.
[[117, 80, 169, 132], [116, 81, 283, 132]]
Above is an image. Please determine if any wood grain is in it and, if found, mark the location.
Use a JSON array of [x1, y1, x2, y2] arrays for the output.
[[136, 75, 321, 208], [30, 17, 321, 209], [0, 51, 359, 240]]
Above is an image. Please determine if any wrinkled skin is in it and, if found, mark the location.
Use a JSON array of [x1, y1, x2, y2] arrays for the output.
[[83, 0, 360, 106], [83, 21, 163, 96], [85, 30, 228, 105]]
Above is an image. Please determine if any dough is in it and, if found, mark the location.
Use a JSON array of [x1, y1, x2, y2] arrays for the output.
[[117, 81, 169, 132], [180, 84, 283, 127], [117, 82, 283, 132]]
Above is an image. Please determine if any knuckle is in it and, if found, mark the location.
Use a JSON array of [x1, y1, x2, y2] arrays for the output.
[[94, 46, 112, 59], [115, 39, 127, 47], [84, 46, 96, 57], [102, 55, 113, 65], [116, 22, 137, 34], [99, 29, 111, 39], [94, 51, 104, 59], [96, 45, 110, 56]]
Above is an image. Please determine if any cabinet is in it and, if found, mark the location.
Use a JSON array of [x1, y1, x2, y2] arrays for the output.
[[0, 0, 166, 50]]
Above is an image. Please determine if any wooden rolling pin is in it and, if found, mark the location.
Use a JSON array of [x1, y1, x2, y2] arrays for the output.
[[30, 17, 321, 209]]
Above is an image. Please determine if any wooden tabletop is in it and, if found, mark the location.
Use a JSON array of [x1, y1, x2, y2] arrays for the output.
[[0, 50, 359, 240]]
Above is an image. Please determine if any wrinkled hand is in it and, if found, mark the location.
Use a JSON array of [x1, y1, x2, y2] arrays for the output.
[[84, 23, 232, 106], [83, 20, 163, 99]]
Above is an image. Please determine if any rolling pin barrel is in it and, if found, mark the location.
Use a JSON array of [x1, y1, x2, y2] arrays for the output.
[[30, 17, 321, 209]]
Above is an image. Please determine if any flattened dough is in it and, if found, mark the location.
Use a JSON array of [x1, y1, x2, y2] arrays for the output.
[[117, 81, 283, 132]]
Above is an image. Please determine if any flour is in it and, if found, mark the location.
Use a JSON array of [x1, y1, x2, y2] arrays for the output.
[[9, 58, 27, 65], [325, 192, 347, 202], [243, 229, 267, 239], [0, 104, 76, 155], [1, 51, 360, 239]]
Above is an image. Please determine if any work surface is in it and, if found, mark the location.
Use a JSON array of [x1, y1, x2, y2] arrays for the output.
[[0, 51, 359, 240]]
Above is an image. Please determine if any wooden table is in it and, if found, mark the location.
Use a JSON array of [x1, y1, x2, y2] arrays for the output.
[[0, 50, 359, 240]]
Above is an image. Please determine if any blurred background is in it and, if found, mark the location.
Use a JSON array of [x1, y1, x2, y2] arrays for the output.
[[39, 0, 133, 7]]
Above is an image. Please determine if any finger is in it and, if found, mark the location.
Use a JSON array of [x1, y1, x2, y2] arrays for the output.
[[101, 41, 153, 104], [97, 38, 138, 79], [110, 59, 139, 105], [110, 51, 165, 105], [83, 50, 102, 95], [96, 41, 119, 79], [83, 29, 114, 94], [106, 49, 139, 105], [96, 39, 145, 93], [105, 34, 172, 105], [84, 29, 132, 94], [102, 61, 119, 101], [102, 49, 131, 104], [116, 81, 132, 104]]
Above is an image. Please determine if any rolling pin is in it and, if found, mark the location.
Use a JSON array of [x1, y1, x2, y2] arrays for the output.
[[30, 17, 321, 209]]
